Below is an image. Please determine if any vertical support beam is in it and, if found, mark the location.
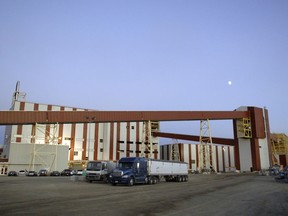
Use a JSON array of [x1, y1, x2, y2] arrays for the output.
[[136, 122, 140, 157], [198, 119, 214, 172], [248, 107, 263, 171], [31, 103, 39, 144], [116, 122, 121, 160], [57, 106, 65, 144], [233, 119, 241, 170], [82, 123, 87, 160], [16, 102, 25, 143], [215, 146, 219, 172], [45, 105, 52, 144], [126, 122, 130, 157], [93, 123, 99, 160], [109, 123, 114, 161], [264, 108, 273, 167], [188, 144, 192, 170], [141, 121, 153, 158], [222, 146, 225, 172]]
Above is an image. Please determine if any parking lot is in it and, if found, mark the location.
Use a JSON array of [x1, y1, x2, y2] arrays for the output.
[[0, 173, 287, 216]]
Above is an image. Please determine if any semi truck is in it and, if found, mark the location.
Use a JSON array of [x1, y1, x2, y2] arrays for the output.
[[85, 160, 116, 183], [110, 157, 188, 186]]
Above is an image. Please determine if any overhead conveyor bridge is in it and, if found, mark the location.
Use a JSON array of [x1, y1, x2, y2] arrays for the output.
[[0, 110, 249, 125]]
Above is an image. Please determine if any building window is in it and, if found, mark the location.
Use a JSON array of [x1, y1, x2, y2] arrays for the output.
[[100, 139, 103, 143], [74, 151, 78, 156], [100, 148, 103, 152], [131, 126, 134, 129]]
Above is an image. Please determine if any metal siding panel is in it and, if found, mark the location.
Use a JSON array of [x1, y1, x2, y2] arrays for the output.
[[217, 146, 223, 172], [215, 146, 219, 172], [239, 138, 252, 172], [229, 146, 235, 170]]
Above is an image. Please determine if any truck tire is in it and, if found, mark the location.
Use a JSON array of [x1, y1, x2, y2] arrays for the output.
[[153, 177, 158, 184], [144, 177, 148, 184], [148, 177, 153, 184], [128, 177, 134, 186], [103, 176, 109, 183]]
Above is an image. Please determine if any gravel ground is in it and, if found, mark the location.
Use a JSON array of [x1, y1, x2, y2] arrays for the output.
[[0, 173, 287, 216]]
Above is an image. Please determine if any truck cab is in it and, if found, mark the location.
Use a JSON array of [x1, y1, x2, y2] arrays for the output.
[[86, 161, 116, 183], [110, 157, 148, 186]]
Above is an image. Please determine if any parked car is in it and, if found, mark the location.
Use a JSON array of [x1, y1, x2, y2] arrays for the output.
[[38, 169, 49, 176], [76, 170, 83, 176], [50, 171, 61, 176], [8, 171, 18, 176], [26, 171, 38, 176], [18, 170, 27, 176], [61, 169, 73, 176]]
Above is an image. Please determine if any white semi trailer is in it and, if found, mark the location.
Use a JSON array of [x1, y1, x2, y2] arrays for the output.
[[110, 157, 189, 186]]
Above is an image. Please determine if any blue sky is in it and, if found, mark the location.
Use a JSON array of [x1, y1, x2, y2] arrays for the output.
[[0, 0, 287, 145]]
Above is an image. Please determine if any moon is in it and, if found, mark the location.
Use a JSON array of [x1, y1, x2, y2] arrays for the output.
[[228, 81, 232, 85]]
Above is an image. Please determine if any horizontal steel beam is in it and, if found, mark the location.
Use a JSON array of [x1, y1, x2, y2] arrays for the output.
[[0, 110, 249, 125], [152, 131, 234, 146]]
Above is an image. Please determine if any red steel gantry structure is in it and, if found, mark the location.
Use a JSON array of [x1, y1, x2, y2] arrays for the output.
[[0, 106, 271, 171]]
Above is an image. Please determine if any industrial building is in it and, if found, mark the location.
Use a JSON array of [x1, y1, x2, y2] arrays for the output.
[[0, 86, 287, 175], [1, 99, 160, 173]]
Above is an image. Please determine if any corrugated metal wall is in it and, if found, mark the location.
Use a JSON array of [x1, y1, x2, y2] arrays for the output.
[[161, 143, 235, 173]]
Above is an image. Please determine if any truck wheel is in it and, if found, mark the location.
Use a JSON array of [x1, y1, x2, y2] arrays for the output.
[[153, 178, 158, 184], [144, 177, 148, 184], [103, 176, 108, 183], [128, 178, 134, 186], [148, 178, 153, 184]]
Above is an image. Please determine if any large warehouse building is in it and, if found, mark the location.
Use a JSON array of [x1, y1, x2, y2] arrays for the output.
[[2, 95, 237, 173], [2, 99, 160, 172], [0, 86, 285, 175]]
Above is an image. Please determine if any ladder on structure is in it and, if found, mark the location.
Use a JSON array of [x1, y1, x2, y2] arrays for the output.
[[198, 119, 215, 173], [140, 121, 159, 158], [170, 139, 180, 161]]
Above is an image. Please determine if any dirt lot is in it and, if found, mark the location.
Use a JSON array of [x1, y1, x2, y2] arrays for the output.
[[0, 173, 287, 216]]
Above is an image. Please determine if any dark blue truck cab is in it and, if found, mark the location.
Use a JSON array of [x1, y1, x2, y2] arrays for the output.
[[110, 157, 149, 186]]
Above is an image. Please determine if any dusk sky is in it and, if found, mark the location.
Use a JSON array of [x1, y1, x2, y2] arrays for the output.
[[0, 1, 287, 145]]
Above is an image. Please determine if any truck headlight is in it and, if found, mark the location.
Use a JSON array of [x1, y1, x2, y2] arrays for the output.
[[122, 174, 129, 178]]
